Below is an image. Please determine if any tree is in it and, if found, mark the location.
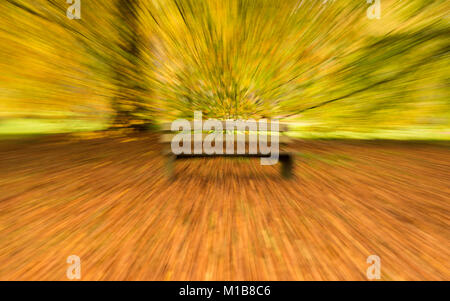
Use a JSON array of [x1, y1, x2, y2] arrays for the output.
[[111, 0, 151, 130]]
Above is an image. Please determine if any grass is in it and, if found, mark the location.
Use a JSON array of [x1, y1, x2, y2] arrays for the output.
[[1, 118, 449, 141], [286, 123, 450, 141], [0, 118, 107, 139]]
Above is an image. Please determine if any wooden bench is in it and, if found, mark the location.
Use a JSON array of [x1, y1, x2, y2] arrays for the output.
[[160, 121, 294, 179]]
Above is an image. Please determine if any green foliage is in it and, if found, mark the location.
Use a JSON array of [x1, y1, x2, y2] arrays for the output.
[[0, 0, 448, 137]]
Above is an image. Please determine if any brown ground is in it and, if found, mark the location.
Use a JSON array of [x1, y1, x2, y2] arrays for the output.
[[0, 134, 449, 280]]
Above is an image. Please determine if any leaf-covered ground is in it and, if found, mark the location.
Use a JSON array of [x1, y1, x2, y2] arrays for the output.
[[0, 135, 448, 280]]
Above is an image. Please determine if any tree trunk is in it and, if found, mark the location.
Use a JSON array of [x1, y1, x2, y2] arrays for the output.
[[111, 0, 150, 131]]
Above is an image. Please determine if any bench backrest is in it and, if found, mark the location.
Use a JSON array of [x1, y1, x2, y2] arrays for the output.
[[160, 121, 291, 154]]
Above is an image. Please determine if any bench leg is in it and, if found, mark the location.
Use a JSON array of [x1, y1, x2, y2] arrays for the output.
[[280, 154, 294, 179], [165, 154, 176, 180]]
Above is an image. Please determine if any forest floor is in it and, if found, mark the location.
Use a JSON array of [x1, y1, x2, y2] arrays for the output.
[[0, 133, 448, 280]]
